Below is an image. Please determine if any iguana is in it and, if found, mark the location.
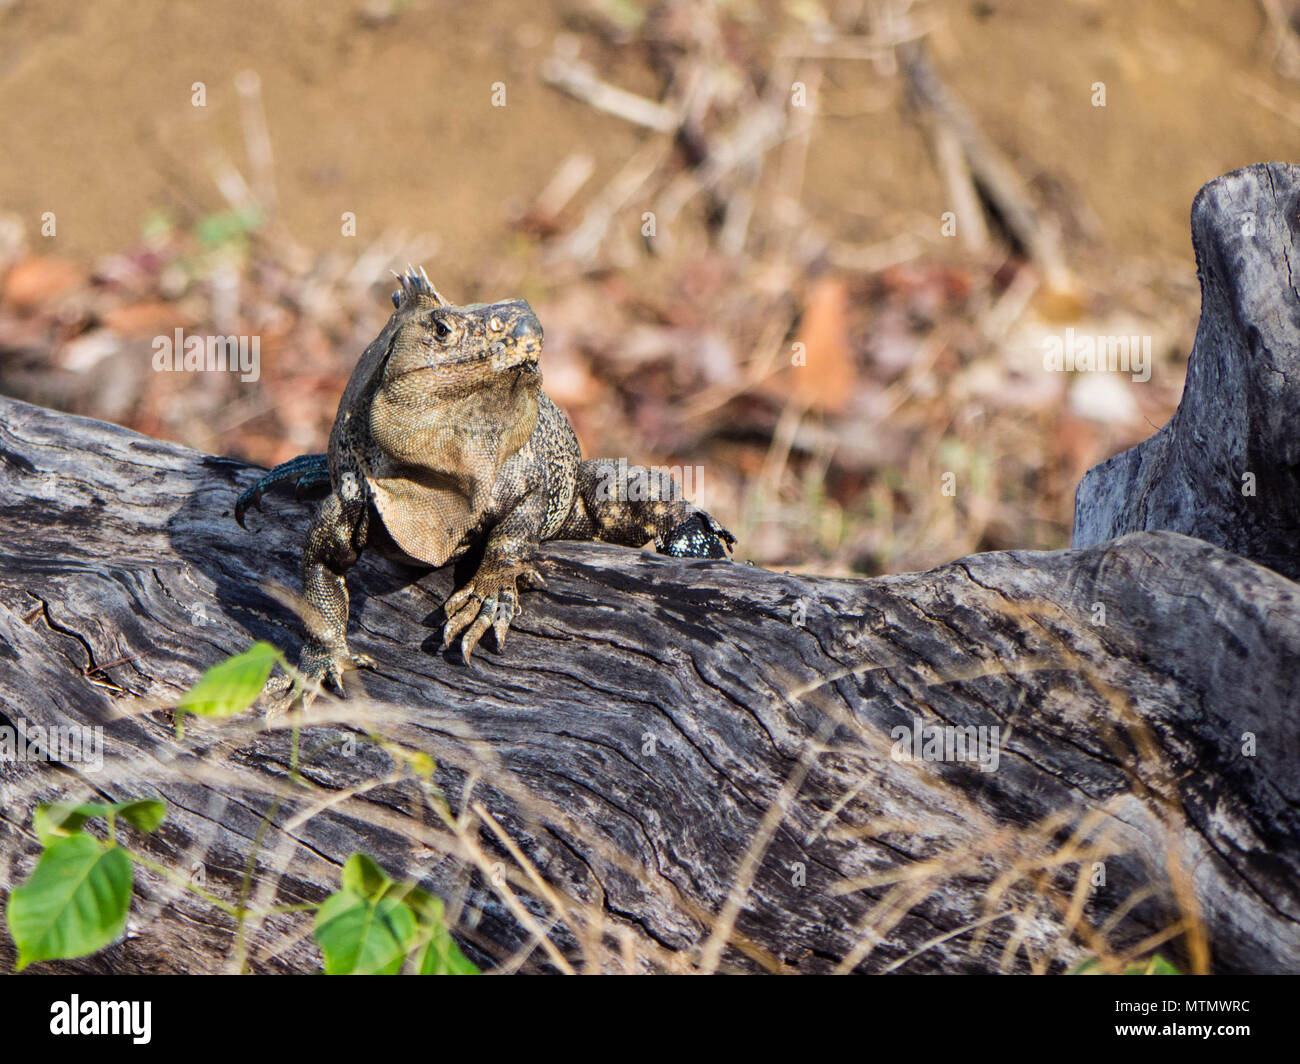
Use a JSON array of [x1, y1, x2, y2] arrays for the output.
[[235, 267, 734, 689]]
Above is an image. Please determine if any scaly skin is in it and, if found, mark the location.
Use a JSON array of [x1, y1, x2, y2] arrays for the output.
[[236, 267, 734, 694]]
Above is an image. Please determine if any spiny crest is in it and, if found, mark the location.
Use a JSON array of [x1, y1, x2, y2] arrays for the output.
[[391, 264, 448, 310]]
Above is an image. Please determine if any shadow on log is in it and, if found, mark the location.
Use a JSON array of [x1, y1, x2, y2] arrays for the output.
[[1, 164, 1298, 974]]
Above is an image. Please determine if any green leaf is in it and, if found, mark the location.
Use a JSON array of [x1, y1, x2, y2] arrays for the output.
[[413, 920, 478, 975], [341, 854, 393, 901], [194, 206, 263, 248], [33, 802, 111, 844], [404, 888, 477, 974], [1130, 954, 1180, 975], [114, 799, 166, 834], [405, 751, 435, 778], [400, 883, 440, 925], [313, 888, 416, 975], [33, 798, 166, 844], [176, 642, 280, 720], [6, 834, 132, 970], [1068, 953, 1181, 975]]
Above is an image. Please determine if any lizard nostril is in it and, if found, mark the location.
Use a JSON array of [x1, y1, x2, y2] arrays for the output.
[[489, 315, 504, 332], [511, 316, 542, 342]]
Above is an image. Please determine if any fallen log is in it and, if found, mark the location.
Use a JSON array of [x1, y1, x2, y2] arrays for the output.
[[1, 165, 1298, 975]]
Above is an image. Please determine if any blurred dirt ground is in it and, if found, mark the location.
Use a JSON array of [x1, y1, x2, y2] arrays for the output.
[[1, 0, 1298, 575]]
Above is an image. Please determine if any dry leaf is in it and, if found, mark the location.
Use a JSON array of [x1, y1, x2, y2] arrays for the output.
[[791, 275, 856, 416], [1, 256, 86, 311], [102, 301, 187, 336]]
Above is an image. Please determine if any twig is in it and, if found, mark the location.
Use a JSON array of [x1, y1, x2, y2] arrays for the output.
[[83, 652, 143, 676], [533, 153, 596, 220], [765, 60, 822, 256], [234, 70, 277, 217], [776, 13, 940, 62], [206, 151, 258, 214], [544, 143, 668, 269], [1234, 70, 1300, 127], [827, 230, 925, 272], [901, 42, 1071, 290], [540, 53, 680, 134], [926, 114, 989, 252], [657, 101, 789, 226], [878, 909, 1016, 973], [1259, 0, 1300, 78]]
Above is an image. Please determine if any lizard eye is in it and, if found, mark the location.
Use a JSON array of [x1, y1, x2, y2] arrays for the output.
[[432, 317, 452, 342]]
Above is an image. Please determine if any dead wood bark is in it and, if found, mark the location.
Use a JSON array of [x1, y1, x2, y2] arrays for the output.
[[1073, 162, 1300, 580]]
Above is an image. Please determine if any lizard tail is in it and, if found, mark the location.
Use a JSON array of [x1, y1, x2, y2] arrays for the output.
[[234, 453, 331, 529]]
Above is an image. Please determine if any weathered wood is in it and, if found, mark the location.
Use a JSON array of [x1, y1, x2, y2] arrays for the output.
[[0, 392, 1297, 974], [1073, 162, 1300, 579]]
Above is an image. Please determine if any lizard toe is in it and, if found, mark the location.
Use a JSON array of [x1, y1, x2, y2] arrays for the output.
[[492, 589, 518, 649], [459, 595, 499, 662], [297, 641, 369, 699], [443, 583, 479, 620], [266, 672, 293, 698], [443, 561, 541, 659], [442, 593, 482, 648], [323, 661, 348, 695], [518, 565, 547, 593]]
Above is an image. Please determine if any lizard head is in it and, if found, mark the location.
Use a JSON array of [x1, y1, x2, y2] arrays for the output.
[[380, 266, 544, 393], [362, 266, 544, 479]]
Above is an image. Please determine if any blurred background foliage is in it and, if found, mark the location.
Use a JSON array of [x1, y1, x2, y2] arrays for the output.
[[1, 0, 1296, 574]]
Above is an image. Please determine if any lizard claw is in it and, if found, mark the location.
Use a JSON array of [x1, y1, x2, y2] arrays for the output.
[[442, 564, 543, 661], [296, 642, 377, 699], [234, 482, 267, 530]]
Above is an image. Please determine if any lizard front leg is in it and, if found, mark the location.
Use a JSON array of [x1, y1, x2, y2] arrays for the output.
[[298, 478, 376, 693], [442, 497, 547, 661]]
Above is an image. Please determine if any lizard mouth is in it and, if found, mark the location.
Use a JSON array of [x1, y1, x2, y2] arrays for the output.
[[499, 336, 541, 373], [513, 358, 540, 380], [416, 342, 539, 372]]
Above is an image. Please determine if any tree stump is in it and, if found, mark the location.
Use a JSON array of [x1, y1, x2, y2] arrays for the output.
[[1073, 161, 1300, 579]]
